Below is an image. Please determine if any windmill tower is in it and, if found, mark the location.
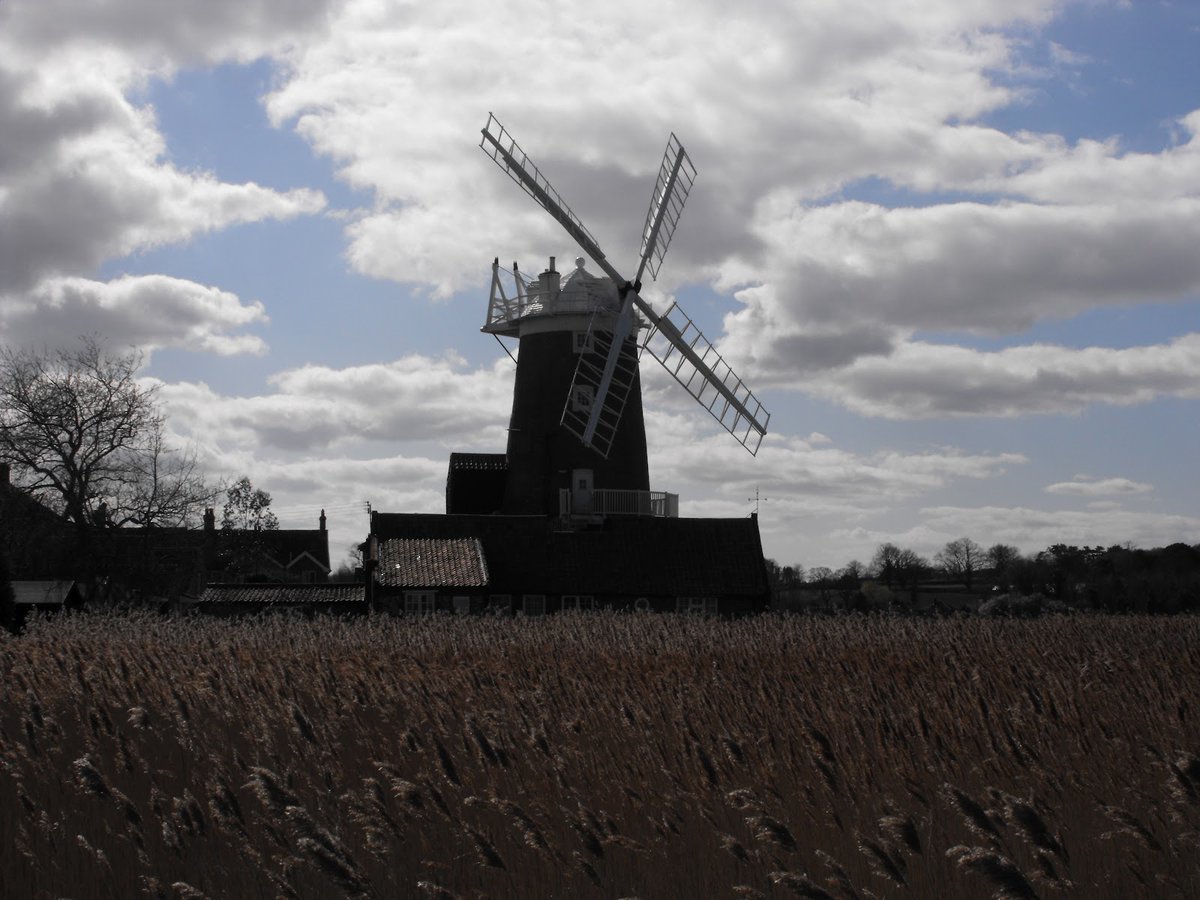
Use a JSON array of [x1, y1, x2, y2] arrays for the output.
[[480, 115, 770, 517]]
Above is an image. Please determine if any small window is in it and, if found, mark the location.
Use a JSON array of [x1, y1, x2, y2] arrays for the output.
[[404, 591, 436, 615], [522, 594, 546, 616], [571, 384, 594, 412], [488, 594, 512, 613], [573, 331, 594, 353], [676, 597, 718, 615], [562, 595, 595, 612]]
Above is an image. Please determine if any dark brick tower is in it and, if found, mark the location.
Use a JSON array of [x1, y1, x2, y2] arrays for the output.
[[484, 257, 650, 515]]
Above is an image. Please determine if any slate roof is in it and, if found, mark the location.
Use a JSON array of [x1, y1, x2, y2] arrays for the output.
[[377, 537, 489, 588], [370, 512, 769, 598], [10, 581, 79, 607], [196, 583, 365, 605], [238, 529, 332, 572]]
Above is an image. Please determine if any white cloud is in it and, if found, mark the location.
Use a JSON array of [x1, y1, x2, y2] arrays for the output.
[[801, 334, 1200, 418], [155, 353, 515, 453], [0, 1, 328, 352], [1044, 476, 1154, 497], [2, 275, 268, 356]]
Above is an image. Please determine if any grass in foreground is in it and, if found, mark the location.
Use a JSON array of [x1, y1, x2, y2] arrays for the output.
[[1, 611, 1198, 898]]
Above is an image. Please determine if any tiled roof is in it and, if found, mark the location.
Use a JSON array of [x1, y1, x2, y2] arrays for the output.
[[196, 583, 365, 605], [377, 537, 489, 588], [370, 513, 769, 597]]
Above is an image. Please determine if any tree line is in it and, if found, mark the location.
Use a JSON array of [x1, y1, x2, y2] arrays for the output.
[[767, 536, 1200, 613]]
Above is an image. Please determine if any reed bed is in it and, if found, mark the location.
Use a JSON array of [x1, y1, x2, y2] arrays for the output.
[[1, 610, 1197, 898]]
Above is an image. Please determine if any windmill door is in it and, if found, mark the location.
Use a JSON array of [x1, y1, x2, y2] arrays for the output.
[[572, 469, 593, 514]]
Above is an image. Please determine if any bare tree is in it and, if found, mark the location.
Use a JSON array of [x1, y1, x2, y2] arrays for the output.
[[871, 543, 904, 587], [936, 537, 985, 590], [0, 337, 214, 530], [108, 420, 218, 527], [839, 559, 866, 584], [987, 543, 1021, 580]]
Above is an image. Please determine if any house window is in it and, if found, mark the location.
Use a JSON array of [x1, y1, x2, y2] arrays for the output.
[[522, 594, 546, 616], [452, 595, 470, 614], [404, 591, 436, 615], [676, 596, 718, 615], [487, 594, 512, 613], [562, 595, 595, 611], [573, 331, 594, 353], [571, 384, 594, 413]]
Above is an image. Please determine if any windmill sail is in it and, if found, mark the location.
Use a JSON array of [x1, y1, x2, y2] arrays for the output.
[[636, 133, 696, 285], [480, 113, 769, 457], [480, 115, 608, 269], [642, 302, 770, 455], [558, 310, 640, 459]]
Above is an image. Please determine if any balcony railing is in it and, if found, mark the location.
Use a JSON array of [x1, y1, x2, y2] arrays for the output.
[[559, 488, 679, 518]]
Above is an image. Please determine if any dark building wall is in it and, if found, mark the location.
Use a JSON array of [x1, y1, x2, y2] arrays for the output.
[[503, 328, 650, 514], [446, 454, 508, 514]]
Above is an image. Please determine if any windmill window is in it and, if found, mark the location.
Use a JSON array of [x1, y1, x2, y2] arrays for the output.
[[573, 331, 594, 353], [676, 596, 718, 615], [487, 594, 512, 613], [404, 591, 436, 615], [522, 594, 546, 616], [571, 385, 594, 412]]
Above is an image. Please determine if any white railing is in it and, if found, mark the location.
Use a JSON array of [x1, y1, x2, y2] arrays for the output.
[[559, 488, 679, 518]]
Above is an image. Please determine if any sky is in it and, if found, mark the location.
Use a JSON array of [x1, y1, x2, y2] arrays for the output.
[[1, 0, 1198, 572]]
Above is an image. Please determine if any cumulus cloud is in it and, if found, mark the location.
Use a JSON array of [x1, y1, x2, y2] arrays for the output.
[[242, 0, 1200, 424], [2, 275, 268, 355], [802, 334, 1200, 418], [260, 0, 1050, 295], [1044, 476, 1154, 497], [155, 353, 515, 453], [0, 1, 328, 352], [647, 419, 1024, 510]]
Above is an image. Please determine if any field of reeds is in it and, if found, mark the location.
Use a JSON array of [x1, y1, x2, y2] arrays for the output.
[[1, 611, 1198, 899]]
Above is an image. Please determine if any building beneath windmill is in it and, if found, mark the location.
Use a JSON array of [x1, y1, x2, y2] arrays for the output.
[[365, 255, 770, 616]]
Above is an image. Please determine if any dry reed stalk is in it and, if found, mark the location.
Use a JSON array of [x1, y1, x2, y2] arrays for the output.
[[944, 784, 1005, 847], [857, 835, 907, 886], [946, 845, 1038, 899], [1100, 804, 1163, 851], [814, 849, 860, 899], [769, 869, 835, 898], [746, 813, 797, 852]]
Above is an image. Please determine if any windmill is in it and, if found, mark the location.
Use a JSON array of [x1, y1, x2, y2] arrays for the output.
[[479, 114, 770, 516]]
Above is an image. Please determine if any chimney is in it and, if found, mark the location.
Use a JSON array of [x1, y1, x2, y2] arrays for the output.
[[540, 256, 560, 300], [319, 509, 327, 532], [203, 507, 216, 532]]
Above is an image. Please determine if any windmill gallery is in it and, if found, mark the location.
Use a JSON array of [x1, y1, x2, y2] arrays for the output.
[[362, 117, 773, 616]]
